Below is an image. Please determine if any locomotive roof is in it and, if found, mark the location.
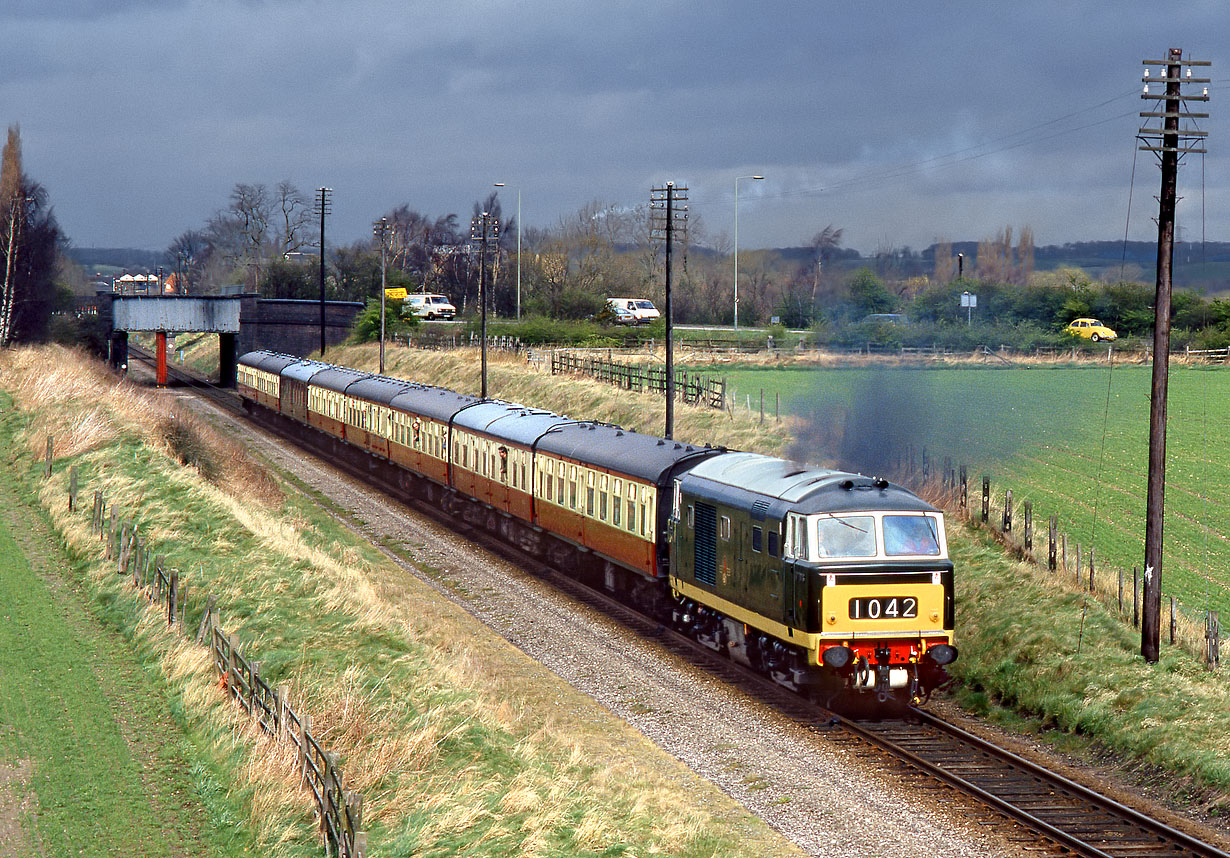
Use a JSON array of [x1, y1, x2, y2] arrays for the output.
[[536, 421, 717, 483], [683, 452, 937, 514], [388, 386, 481, 422], [451, 402, 568, 446]]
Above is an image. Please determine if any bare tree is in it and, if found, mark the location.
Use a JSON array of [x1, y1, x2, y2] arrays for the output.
[[275, 180, 313, 256]]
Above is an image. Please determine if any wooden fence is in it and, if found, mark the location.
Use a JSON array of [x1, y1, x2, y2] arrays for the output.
[[550, 350, 727, 410], [923, 460, 1221, 669], [67, 452, 368, 858]]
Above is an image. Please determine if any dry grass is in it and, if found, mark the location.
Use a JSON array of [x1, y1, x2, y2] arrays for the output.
[[0, 344, 280, 507], [1, 344, 791, 857]]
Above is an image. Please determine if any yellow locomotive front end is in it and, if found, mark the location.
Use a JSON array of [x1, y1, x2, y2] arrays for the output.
[[800, 511, 957, 704]]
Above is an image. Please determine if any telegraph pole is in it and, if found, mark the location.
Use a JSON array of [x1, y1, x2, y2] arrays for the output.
[[1138, 48, 1209, 662], [315, 187, 333, 356], [470, 211, 499, 399], [650, 182, 688, 440], [373, 217, 392, 374]]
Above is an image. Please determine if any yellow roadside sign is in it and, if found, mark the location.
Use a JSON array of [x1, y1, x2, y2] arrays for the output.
[[385, 287, 407, 300]]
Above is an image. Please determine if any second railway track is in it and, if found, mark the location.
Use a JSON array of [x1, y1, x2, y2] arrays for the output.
[[128, 346, 1230, 858]]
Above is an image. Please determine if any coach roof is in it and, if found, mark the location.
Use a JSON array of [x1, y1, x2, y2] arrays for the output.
[[537, 421, 718, 483]]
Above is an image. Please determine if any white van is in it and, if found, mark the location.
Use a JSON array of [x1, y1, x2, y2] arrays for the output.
[[405, 293, 456, 320], [605, 297, 660, 325]]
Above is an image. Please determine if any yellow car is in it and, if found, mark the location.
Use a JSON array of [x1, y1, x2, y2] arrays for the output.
[[1064, 318, 1118, 342]]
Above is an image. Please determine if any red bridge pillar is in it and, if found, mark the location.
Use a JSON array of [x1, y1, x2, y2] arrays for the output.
[[156, 331, 167, 387]]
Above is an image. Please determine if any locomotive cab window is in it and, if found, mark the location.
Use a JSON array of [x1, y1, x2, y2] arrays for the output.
[[816, 515, 876, 558], [883, 514, 941, 556]]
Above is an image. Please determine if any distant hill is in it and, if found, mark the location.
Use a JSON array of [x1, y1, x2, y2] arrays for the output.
[[66, 247, 169, 272]]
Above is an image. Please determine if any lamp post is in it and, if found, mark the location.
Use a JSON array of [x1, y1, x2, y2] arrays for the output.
[[373, 217, 392, 373], [733, 175, 764, 331], [493, 183, 521, 319]]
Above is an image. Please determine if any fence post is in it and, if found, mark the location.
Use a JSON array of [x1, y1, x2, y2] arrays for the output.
[[1075, 543, 1082, 585], [299, 713, 312, 788], [959, 465, 967, 509], [196, 594, 218, 644], [1023, 501, 1032, 552], [168, 568, 179, 626], [1002, 489, 1012, 532], [227, 633, 241, 701], [277, 685, 290, 741], [1062, 533, 1068, 578], [69, 466, 78, 512], [44, 435, 53, 479], [1170, 596, 1176, 646], [1048, 516, 1057, 571], [981, 476, 989, 523], [249, 661, 260, 723], [1088, 548, 1095, 594], [1133, 567, 1139, 627], [1118, 568, 1124, 612]]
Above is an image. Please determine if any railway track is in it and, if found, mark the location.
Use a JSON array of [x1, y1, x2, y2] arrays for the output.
[[127, 347, 1230, 858]]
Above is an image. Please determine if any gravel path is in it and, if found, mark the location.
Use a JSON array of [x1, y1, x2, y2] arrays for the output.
[[175, 386, 1035, 858]]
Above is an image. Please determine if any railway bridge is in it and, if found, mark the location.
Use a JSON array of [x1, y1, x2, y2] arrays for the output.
[[98, 292, 363, 386]]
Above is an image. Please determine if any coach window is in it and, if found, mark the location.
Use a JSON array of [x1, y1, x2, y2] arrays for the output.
[[586, 471, 595, 516], [569, 466, 578, 510], [612, 479, 622, 526], [625, 485, 637, 532]]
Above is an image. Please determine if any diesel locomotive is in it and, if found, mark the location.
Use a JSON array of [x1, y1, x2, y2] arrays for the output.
[[237, 350, 957, 708]]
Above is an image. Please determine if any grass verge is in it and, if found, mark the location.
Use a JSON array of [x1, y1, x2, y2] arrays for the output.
[[0, 343, 800, 857]]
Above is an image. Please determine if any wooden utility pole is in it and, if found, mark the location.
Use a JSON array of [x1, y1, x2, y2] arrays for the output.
[[315, 187, 332, 357], [1138, 49, 1209, 662], [470, 212, 499, 400], [650, 183, 688, 439]]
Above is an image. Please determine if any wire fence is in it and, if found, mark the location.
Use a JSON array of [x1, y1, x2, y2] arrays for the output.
[[910, 455, 1222, 669], [53, 440, 369, 858]]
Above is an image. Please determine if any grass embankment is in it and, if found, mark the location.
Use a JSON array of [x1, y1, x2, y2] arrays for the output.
[[330, 342, 1230, 811], [0, 344, 797, 858], [0, 439, 245, 857]]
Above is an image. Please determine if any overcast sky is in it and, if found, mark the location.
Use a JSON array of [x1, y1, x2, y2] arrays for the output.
[[5, 1, 1228, 255]]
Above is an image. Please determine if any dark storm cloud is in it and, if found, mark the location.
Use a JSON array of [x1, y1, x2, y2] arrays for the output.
[[3, 0, 1227, 252]]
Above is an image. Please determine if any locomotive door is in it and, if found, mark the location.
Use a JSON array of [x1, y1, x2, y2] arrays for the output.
[[783, 513, 808, 630]]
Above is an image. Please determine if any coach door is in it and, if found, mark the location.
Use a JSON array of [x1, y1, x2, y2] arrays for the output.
[[783, 513, 809, 632]]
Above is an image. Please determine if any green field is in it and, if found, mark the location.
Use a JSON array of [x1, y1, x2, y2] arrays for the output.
[[712, 363, 1230, 619]]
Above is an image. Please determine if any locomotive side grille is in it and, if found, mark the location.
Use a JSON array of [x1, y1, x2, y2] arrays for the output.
[[751, 500, 770, 520], [694, 501, 717, 586]]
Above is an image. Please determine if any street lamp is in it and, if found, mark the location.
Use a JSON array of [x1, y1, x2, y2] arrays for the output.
[[733, 175, 764, 332], [373, 217, 392, 373], [493, 183, 521, 319]]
